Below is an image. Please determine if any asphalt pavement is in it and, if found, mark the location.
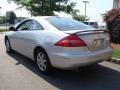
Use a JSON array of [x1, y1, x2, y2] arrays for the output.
[[0, 33, 120, 90]]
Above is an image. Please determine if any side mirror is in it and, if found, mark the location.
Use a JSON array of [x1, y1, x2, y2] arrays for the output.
[[9, 27, 16, 31]]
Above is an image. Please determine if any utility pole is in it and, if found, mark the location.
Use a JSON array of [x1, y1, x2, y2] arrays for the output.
[[83, 1, 89, 20]]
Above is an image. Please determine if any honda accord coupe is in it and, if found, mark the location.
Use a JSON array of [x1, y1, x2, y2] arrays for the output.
[[5, 16, 112, 73]]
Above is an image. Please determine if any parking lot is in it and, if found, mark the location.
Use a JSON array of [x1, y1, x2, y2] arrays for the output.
[[0, 33, 120, 90]]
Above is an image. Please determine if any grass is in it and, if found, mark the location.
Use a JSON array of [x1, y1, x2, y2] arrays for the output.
[[112, 48, 120, 59], [0, 29, 9, 32]]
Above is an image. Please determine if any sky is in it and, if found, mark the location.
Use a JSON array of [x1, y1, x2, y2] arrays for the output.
[[0, 0, 113, 24]]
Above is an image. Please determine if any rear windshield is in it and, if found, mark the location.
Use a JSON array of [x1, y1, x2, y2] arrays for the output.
[[46, 17, 93, 31]]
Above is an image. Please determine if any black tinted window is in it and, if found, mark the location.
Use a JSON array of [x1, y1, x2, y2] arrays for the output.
[[46, 18, 93, 31], [17, 20, 32, 30], [31, 20, 44, 30], [17, 20, 44, 31]]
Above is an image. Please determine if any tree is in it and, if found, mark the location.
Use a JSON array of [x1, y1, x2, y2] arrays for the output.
[[8, 0, 76, 16], [104, 9, 120, 43], [70, 9, 89, 21]]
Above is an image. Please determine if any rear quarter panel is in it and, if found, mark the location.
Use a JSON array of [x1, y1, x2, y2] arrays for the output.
[[28, 30, 68, 60]]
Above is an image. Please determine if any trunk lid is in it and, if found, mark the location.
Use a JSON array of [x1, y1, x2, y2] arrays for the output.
[[62, 29, 110, 51]]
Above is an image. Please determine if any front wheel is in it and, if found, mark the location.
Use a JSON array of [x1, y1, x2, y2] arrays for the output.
[[35, 49, 52, 74], [5, 38, 12, 53]]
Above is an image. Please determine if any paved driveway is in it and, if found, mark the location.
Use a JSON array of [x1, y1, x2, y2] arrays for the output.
[[0, 33, 120, 90]]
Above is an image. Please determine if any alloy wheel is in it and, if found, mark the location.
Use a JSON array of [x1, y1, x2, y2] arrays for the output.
[[36, 52, 47, 72]]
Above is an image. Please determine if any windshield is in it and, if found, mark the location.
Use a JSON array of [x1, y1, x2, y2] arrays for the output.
[[46, 17, 93, 31]]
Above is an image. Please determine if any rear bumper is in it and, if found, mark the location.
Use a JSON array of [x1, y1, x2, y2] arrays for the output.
[[48, 47, 112, 69]]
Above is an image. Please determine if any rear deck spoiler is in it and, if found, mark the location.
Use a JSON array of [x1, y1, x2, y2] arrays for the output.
[[72, 30, 108, 35]]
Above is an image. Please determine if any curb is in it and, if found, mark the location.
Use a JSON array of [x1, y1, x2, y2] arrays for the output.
[[107, 57, 120, 64]]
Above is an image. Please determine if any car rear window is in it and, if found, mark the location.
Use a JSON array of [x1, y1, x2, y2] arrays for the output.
[[46, 17, 93, 31]]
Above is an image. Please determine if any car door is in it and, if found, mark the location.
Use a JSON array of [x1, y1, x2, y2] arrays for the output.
[[12, 20, 33, 55], [15, 19, 44, 59]]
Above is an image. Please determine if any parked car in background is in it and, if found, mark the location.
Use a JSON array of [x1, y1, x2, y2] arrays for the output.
[[83, 21, 99, 29], [5, 16, 112, 74]]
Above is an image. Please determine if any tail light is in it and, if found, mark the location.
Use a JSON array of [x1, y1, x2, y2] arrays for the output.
[[55, 34, 86, 47]]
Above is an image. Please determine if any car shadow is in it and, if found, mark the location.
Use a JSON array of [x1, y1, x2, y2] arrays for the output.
[[7, 52, 120, 90]]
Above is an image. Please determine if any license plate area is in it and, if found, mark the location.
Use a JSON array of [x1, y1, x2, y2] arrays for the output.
[[89, 38, 105, 51]]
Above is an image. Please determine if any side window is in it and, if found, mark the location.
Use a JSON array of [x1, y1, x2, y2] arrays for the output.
[[31, 20, 44, 30], [17, 20, 33, 31]]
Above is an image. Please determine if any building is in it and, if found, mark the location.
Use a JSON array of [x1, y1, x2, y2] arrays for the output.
[[113, 0, 120, 9]]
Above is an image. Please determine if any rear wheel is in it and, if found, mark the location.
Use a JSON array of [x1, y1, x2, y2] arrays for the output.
[[35, 49, 52, 74], [5, 38, 12, 53]]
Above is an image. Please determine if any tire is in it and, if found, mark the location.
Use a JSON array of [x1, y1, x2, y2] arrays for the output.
[[35, 49, 52, 74], [5, 38, 12, 53]]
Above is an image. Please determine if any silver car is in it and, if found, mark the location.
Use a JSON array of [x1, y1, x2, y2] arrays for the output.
[[5, 16, 112, 74]]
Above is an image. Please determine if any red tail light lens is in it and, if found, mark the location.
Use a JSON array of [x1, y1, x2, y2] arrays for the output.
[[55, 34, 86, 47]]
